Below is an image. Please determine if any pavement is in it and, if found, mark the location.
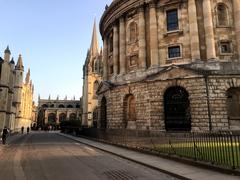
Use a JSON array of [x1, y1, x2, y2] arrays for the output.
[[59, 133, 240, 180], [0, 133, 23, 153], [0, 132, 178, 180]]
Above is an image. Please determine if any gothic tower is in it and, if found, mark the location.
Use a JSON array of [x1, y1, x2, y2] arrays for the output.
[[14, 54, 24, 129], [82, 19, 103, 127], [0, 46, 12, 130]]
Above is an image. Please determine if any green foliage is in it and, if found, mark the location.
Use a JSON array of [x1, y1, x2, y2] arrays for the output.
[[60, 120, 82, 128]]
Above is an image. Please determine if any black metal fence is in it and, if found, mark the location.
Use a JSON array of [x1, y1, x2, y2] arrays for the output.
[[79, 128, 240, 170]]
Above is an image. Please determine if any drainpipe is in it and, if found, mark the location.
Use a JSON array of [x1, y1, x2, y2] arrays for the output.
[[204, 75, 212, 131]]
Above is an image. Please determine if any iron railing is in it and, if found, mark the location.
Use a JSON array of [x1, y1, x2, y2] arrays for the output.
[[78, 128, 240, 170]]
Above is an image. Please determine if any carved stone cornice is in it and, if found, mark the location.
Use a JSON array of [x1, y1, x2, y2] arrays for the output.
[[100, 0, 145, 36]]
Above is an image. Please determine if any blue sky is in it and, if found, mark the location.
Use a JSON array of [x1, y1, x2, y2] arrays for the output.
[[0, 0, 112, 102]]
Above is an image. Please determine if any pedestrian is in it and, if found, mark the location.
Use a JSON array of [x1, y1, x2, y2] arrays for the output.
[[1, 126, 9, 145], [21, 126, 24, 134], [27, 127, 30, 134]]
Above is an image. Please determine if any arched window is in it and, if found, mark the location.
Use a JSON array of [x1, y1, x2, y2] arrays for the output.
[[217, 3, 228, 26], [227, 88, 240, 129], [129, 22, 138, 43], [69, 113, 77, 121], [58, 104, 65, 108], [42, 104, 48, 108], [50, 104, 54, 108], [67, 105, 73, 108]]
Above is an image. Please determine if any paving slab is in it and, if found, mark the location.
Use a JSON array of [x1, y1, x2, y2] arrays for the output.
[[59, 133, 240, 180]]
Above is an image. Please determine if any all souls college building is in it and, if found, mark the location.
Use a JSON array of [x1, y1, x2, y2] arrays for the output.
[[86, 0, 240, 132], [37, 97, 82, 126], [0, 47, 35, 132]]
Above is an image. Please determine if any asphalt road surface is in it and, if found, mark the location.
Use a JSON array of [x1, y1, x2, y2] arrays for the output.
[[0, 132, 179, 180]]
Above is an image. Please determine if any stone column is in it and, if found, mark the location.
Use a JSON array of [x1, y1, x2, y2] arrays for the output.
[[113, 23, 119, 75], [188, 0, 200, 61], [138, 6, 147, 69], [149, 2, 159, 67], [203, 0, 216, 60], [119, 17, 126, 74], [103, 37, 108, 80], [233, 0, 240, 60]]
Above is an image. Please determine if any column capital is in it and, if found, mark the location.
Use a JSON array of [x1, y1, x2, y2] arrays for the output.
[[119, 16, 125, 23], [149, 0, 157, 8], [138, 4, 145, 13]]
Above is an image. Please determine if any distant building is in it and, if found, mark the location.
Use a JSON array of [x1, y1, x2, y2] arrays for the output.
[[81, 20, 103, 127], [95, 0, 240, 131], [37, 97, 82, 126], [0, 46, 35, 131]]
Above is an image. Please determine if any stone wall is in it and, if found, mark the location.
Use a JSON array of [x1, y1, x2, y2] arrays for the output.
[[98, 74, 240, 132]]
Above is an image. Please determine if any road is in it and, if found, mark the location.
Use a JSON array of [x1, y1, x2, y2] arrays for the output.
[[0, 132, 178, 180]]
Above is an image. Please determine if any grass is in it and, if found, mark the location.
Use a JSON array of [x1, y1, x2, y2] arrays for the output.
[[153, 141, 240, 169]]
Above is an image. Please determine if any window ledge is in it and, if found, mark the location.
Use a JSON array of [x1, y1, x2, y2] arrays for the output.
[[220, 53, 233, 56], [164, 30, 183, 37], [216, 25, 232, 28], [166, 56, 183, 63]]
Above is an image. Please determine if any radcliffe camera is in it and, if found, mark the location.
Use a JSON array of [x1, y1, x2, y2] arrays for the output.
[[0, 0, 240, 180]]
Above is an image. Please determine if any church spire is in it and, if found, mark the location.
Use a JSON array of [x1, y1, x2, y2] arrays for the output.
[[4, 46, 11, 55], [90, 18, 99, 56], [4, 46, 11, 61], [16, 54, 24, 70]]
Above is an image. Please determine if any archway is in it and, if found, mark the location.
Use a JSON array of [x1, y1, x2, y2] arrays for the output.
[[59, 113, 66, 122], [100, 97, 107, 129], [69, 113, 77, 121], [227, 88, 240, 129], [48, 113, 56, 124], [164, 86, 191, 131]]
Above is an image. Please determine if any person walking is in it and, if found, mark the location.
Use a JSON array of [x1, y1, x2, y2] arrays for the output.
[[27, 127, 30, 134], [1, 126, 9, 145], [21, 126, 24, 134]]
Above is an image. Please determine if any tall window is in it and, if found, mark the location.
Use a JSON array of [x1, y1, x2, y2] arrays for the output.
[[93, 80, 99, 97], [109, 33, 113, 53], [167, 9, 179, 31], [168, 46, 181, 59], [129, 22, 138, 43], [94, 59, 99, 72], [217, 4, 228, 26]]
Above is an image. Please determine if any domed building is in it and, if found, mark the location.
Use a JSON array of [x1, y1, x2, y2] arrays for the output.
[[96, 0, 240, 132]]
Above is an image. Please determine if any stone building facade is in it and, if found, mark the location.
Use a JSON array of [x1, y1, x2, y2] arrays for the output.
[[19, 68, 35, 128], [96, 0, 240, 131], [0, 47, 35, 131], [82, 20, 103, 127], [38, 97, 82, 126]]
